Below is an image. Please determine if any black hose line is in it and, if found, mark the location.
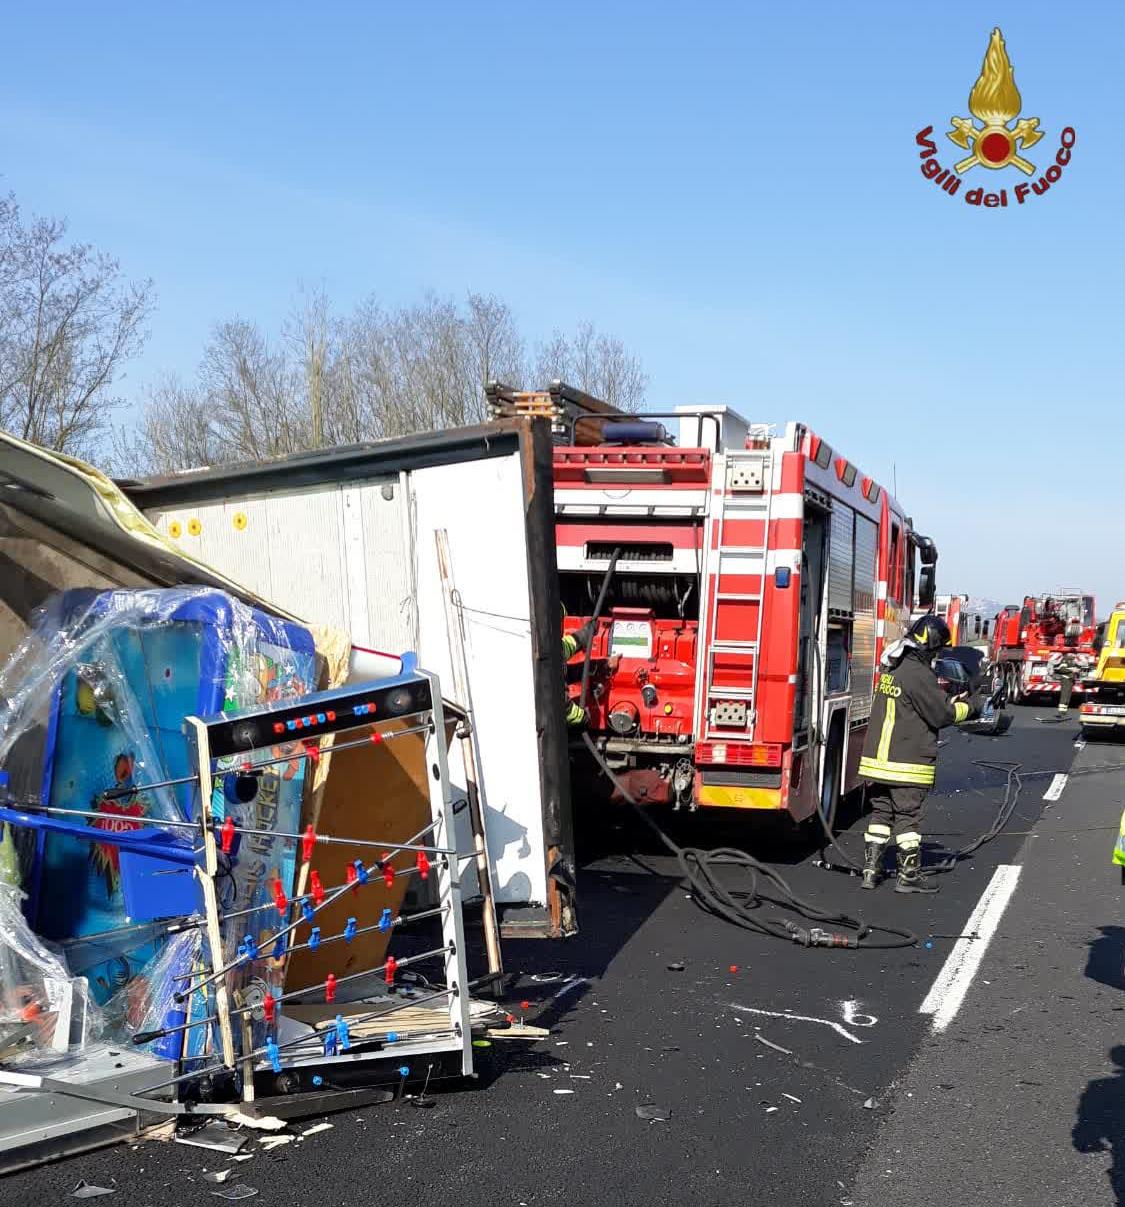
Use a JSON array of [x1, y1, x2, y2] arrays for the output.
[[579, 547, 621, 712], [581, 732, 917, 949]]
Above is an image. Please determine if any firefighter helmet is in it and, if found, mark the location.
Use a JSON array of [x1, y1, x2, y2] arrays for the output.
[[908, 615, 952, 656]]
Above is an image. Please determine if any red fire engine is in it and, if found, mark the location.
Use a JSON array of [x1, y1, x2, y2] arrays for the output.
[[990, 592, 1099, 703], [553, 406, 938, 826]]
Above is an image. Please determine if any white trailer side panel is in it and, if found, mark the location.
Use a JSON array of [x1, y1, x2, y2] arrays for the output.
[[410, 456, 546, 908], [144, 449, 549, 909]]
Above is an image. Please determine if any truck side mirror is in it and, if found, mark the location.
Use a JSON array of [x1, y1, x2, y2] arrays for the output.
[[918, 564, 936, 610]]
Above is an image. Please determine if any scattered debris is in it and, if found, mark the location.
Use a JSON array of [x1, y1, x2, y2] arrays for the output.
[[863, 1097, 880, 1110], [553, 1089, 575, 1095], [203, 1171, 233, 1185], [70, 1183, 115, 1199], [635, 1103, 670, 1121], [754, 1034, 793, 1056], [666, 962, 685, 972], [175, 1124, 248, 1155], [211, 1184, 259, 1201], [764, 1106, 779, 1114], [299, 1123, 334, 1138], [550, 976, 589, 1002], [782, 1093, 802, 1103], [259, 1135, 294, 1151], [229, 1154, 256, 1163]]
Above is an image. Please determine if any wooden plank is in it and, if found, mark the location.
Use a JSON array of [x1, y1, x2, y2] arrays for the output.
[[184, 717, 236, 1068]]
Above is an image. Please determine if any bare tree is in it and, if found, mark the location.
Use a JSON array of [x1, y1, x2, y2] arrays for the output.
[[113, 374, 227, 476], [123, 291, 646, 473], [0, 193, 153, 457], [533, 320, 647, 411]]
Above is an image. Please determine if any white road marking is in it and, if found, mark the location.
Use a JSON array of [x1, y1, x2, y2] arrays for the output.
[[1043, 773, 1068, 801], [730, 1003, 864, 1044], [919, 863, 1022, 1032], [840, 1000, 878, 1028]]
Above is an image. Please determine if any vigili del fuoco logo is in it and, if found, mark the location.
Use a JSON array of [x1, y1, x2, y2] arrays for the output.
[[916, 27, 1074, 207]]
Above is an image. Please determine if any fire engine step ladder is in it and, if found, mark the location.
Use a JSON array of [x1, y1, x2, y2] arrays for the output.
[[701, 448, 775, 738]]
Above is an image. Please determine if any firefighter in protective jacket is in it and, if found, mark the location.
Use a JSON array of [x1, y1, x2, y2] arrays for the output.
[[858, 616, 986, 893]]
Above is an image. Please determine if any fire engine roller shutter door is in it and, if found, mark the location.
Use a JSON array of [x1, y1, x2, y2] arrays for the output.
[[851, 514, 878, 720], [827, 504, 855, 617]]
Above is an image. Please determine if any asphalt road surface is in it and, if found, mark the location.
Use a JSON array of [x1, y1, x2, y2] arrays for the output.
[[7, 705, 1101, 1206]]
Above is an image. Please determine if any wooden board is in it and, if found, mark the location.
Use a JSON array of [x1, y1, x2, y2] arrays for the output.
[[283, 719, 434, 993]]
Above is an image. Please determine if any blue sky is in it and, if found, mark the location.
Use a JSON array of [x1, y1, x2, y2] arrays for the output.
[[2, 2, 1120, 610]]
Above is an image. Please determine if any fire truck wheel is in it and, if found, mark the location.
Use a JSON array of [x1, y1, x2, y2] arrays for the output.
[[817, 736, 843, 834], [1007, 667, 1023, 705]]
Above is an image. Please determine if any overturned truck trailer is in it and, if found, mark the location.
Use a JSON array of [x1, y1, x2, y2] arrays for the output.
[[123, 419, 575, 938]]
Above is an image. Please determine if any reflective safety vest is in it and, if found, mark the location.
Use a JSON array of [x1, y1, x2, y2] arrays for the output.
[[562, 630, 589, 728], [1113, 809, 1125, 868], [858, 651, 973, 787]]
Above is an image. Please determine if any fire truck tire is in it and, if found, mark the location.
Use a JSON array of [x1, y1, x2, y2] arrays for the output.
[[817, 735, 843, 834], [1006, 666, 1023, 705]]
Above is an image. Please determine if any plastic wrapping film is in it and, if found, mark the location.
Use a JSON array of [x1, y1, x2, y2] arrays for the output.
[[0, 886, 100, 1065], [0, 586, 319, 1062], [102, 927, 205, 1061]]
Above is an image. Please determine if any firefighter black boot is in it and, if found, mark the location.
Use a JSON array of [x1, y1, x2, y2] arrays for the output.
[[860, 823, 890, 890], [860, 841, 885, 890], [894, 845, 938, 894]]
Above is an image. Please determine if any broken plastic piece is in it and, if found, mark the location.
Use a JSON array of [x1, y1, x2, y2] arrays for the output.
[[325, 973, 337, 1003], [667, 961, 685, 972], [635, 1104, 670, 1121], [210, 1185, 259, 1201], [310, 871, 325, 907], [70, 1182, 115, 1198], [301, 824, 316, 862]]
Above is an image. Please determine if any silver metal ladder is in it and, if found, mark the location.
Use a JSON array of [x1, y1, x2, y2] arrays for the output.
[[700, 447, 775, 740]]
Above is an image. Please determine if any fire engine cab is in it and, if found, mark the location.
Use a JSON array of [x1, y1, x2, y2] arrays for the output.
[[555, 406, 937, 827]]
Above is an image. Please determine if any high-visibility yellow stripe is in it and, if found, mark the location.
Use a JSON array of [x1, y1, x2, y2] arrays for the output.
[[953, 701, 970, 723], [896, 831, 922, 850], [877, 697, 896, 763], [858, 756, 935, 786], [562, 635, 579, 660], [565, 701, 586, 727]]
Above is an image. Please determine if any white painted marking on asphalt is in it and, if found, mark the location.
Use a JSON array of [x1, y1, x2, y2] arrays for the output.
[[1043, 773, 1068, 801], [919, 863, 1022, 1033], [729, 1004, 863, 1044], [841, 1000, 878, 1028]]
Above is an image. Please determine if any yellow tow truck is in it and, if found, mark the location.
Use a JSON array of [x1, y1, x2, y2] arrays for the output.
[[1079, 605, 1125, 736]]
